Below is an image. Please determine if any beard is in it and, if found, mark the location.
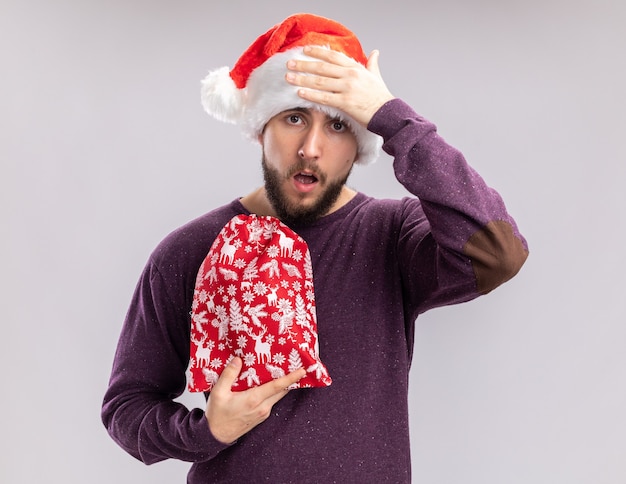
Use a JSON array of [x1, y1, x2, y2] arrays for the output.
[[261, 154, 352, 227]]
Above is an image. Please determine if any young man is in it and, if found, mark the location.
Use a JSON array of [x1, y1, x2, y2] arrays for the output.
[[102, 13, 528, 483]]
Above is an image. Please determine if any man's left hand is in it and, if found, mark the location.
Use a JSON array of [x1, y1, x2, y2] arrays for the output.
[[285, 46, 395, 127]]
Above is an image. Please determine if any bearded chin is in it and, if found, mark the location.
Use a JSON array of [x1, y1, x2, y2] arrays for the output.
[[261, 154, 351, 227]]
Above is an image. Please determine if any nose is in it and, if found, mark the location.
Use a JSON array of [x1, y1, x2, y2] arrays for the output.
[[298, 122, 324, 161]]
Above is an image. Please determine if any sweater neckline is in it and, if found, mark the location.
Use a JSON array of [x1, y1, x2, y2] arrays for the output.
[[232, 192, 368, 230]]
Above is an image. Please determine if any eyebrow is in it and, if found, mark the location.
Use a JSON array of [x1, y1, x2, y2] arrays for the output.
[[284, 107, 343, 122]]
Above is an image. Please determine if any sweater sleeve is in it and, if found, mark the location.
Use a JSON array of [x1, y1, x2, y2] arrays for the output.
[[101, 259, 232, 464], [368, 99, 528, 315]]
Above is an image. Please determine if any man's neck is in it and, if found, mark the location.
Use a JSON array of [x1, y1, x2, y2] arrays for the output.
[[239, 186, 357, 219], [239, 187, 277, 217]]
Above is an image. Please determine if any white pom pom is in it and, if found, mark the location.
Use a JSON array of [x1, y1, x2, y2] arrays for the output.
[[200, 66, 243, 124]]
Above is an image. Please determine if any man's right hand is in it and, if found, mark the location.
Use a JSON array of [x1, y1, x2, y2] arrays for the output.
[[205, 357, 307, 444]]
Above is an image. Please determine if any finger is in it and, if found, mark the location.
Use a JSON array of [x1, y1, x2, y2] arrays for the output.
[[302, 45, 356, 66], [286, 71, 342, 95], [270, 367, 307, 393], [213, 357, 242, 392], [367, 49, 382, 77], [279, 367, 307, 389], [287, 59, 343, 81], [253, 367, 306, 401], [256, 376, 302, 408]]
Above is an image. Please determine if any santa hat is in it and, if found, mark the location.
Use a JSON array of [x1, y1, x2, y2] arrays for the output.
[[187, 214, 332, 392], [201, 13, 382, 165]]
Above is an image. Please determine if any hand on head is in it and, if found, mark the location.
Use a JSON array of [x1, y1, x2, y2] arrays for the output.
[[285, 46, 395, 127]]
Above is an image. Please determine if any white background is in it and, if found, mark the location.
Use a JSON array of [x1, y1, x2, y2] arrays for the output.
[[2, 1, 625, 483]]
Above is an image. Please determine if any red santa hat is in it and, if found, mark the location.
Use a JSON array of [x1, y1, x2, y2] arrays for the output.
[[201, 13, 382, 165], [187, 214, 332, 392]]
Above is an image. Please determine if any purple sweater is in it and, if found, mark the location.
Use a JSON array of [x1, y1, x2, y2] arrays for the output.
[[102, 99, 528, 483]]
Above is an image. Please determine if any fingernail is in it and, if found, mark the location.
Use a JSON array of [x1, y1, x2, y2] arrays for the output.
[[285, 72, 295, 82], [287, 60, 296, 68]]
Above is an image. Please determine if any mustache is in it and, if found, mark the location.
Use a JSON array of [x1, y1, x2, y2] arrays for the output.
[[260, 153, 328, 184], [285, 159, 327, 183]]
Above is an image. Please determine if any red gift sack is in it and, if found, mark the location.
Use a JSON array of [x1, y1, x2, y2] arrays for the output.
[[187, 214, 332, 392]]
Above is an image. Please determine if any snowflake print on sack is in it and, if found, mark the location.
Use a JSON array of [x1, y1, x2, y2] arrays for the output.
[[187, 214, 332, 392]]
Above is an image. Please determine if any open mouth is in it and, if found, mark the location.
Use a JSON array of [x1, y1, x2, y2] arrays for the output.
[[294, 172, 319, 185]]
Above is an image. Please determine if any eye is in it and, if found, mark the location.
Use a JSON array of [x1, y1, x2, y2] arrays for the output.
[[286, 113, 303, 125], [331, 120, 346, 132]]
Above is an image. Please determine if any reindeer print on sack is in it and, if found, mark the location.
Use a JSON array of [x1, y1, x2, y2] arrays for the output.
[[186, 214, 332, 393]]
